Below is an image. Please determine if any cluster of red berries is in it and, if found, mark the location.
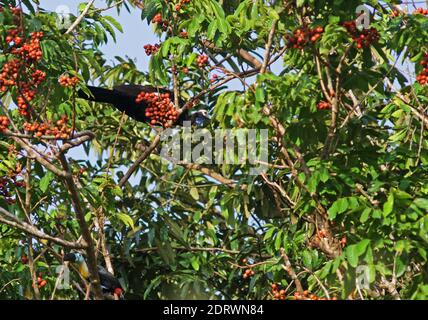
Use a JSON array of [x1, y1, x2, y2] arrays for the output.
[[59, 75, 79, 87], [17, 86, 37, 116], [210, 74, 219, 83], [286, 26, 324, 49], [271, 283, 286, 300], [144, 44, 160, 56], [175, 0, 191, 11], [342, 21, 380, 49], [416, 54, 428, 85], [294, 290, 337, 300], [135, 91, 179, 127], [23, 115, 71, 139], [0, 116, 10, 132], [31, 69, 47, 86], [0, 166, 25, 204], [317, 101, 331, 110], [0, 58, 44, 116], [0, 8, 46, 116], [414, 8, 428, 15], [241, 259, 255, 279], [152, 13, 168, 30], [10, 32, 44, 62], [32, 273, 47, 289], [242, 268, 255, 279], [196, 54, 209, 68], [0, 58, 21, 91], [179, 31, 188, 38]]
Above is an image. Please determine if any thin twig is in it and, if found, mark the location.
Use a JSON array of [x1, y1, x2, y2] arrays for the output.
[[65, 0, 96, 35]]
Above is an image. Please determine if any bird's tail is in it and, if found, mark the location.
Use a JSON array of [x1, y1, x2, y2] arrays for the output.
[[78, 86, 122, 105]]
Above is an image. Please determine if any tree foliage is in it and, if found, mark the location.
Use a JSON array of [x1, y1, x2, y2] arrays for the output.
[[0, 0, 427, 300]]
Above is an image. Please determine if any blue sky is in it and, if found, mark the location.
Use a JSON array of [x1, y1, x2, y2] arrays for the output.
[[39, 0, 155, 71]]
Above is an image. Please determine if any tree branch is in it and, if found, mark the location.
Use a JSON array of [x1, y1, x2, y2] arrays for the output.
[[0, 207, 84, 249], [58, 154, 103, 299]]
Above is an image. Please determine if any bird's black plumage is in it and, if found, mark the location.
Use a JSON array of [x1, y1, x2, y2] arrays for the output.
[[97, 265, 123, 294], [64, 252, 123, 298], [79, 85, 208, 126]]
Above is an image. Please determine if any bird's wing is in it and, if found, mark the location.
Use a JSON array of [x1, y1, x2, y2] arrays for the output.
[[97, 265, 122, 292], [113, 84, 171, 97], [79, 86, 129, 105]]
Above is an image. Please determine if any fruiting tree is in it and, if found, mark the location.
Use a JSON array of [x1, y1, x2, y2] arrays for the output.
[[0, 0, 427, 300]]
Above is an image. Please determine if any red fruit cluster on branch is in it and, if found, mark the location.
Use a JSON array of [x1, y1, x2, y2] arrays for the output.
[[242, 268, 255, 279], [144, 43, 160, 56], [31, 69, 46, 86], [416, 54, 428, 85], [0, 7, 46, 116], [32, 273, 47, 289], [135, 91, 179, 128], [210, 73, 219, 83], [196, 54, 209, 68], [59, 75, 79, 87], [317, 101, 331, 110], [294, 290, 337, 300], [152, 13, 168, 29], [23, 115, 71, 139], [0, 116, 10, 132], [414, 8, 428, 15], [342, 21, 379, 49], [175, 0, 191, 11], [11, 32, 44, 62], [241, 259, 255, 279], [0, 58, 20, 91], [0, 165, 25, 205], [271, 283, 286, 300], [286, 26, 324, 49]]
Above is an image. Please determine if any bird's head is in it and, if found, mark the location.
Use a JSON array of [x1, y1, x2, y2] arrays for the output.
[[63, 252, 85, 263], [190, 109, 210, 127]]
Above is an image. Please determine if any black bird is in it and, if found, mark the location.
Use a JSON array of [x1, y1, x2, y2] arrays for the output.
[[78, 85, 209, 127], [63, 252, 124, 299]]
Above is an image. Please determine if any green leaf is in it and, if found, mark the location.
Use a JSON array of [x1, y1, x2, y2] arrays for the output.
[[383, 193, 394, 217], [191, 257, 200, 271], [360, 208, 371, 223], [328, 198, 349, 219], [116, 213, 135, 230], [414, 198, 428, 210], [346, 239, 370, 268], [39, 172, 53, 193], [190, 187, 200, 201], [296, 0, 305, 7], [255, 87, 265, 103]]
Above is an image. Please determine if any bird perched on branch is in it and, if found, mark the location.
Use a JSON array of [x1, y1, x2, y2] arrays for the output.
[[63, 252, 124, 299], [78, 84, 209, 127]]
